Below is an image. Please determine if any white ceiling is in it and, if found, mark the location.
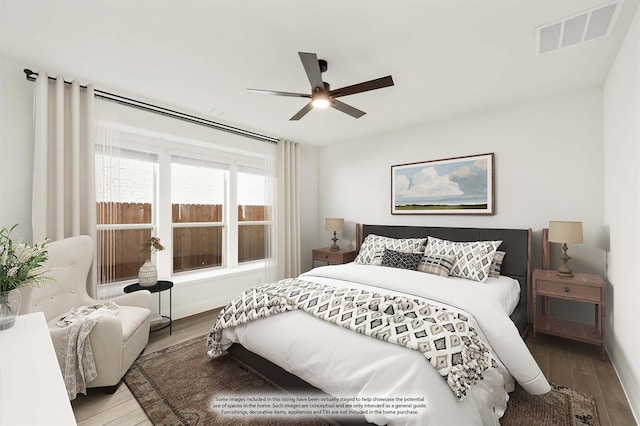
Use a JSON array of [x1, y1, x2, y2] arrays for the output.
[[1, 0, 638, 147]]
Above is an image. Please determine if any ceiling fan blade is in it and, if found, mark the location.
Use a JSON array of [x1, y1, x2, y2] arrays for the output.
[[290, 102, 314, 121], [330, 75, 394, 99], [299, 52, 325, 91], [330, 99, 366, 118], [247, 88, 310, 98]]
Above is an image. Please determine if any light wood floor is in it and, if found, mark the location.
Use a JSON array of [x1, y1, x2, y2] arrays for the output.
[[71, 311, 637, 425], [526, 332, 637, 425]]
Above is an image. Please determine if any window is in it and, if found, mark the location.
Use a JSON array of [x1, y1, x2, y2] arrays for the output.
[[95, 149, 158, 284], [237, 168, 272, 263], [171, 157, 228, 273], [95, 140, 273, 286]]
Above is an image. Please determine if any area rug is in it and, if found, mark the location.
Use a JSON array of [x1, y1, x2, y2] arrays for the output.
[[125, 335, 600, 426], [502, 382, 600, 426]]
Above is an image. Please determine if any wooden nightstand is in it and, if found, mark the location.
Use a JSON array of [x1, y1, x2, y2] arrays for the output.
[[312, 247, 357, 266], [532, 268, 605, 359]]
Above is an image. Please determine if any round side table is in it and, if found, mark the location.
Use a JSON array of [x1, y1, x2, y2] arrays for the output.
[[124, 280, 173, 334]]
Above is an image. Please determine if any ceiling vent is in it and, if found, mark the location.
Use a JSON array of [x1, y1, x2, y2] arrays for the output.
[[536, 1, 623, 55]]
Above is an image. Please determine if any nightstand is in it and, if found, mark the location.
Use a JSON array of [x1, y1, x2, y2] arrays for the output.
[[312, 247, 357, 267], [532, 268, 605, 359]]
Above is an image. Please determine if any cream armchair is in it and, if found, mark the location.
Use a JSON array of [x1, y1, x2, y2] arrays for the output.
[[19, 235, 151, 393]]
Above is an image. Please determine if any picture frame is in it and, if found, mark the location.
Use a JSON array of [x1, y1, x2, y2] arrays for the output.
[[391, 153, 494, 215]]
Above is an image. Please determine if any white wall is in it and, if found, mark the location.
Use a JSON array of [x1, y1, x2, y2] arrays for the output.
[[603, 5, 640, 421], [0, 55, 34, 237], [318, 89, 605, 283], [318, 89, 606, 326]]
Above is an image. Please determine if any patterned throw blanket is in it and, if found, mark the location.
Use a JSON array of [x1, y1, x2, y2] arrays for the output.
[[56, 302, 120, 399], [207, 278, 497, 400]]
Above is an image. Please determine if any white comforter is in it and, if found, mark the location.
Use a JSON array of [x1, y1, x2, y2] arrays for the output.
[[219, 264, 550, 425]]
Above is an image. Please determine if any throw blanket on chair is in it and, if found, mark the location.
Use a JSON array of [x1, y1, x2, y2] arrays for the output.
[[56, 302, 119, 399], [207, 278, 496, 400]]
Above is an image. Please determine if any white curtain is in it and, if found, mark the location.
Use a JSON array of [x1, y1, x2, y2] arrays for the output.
[[262, 141, 278, 283], [32, 72, 97, 296], [275, 139, 301, 278], [93, 98, 130, 299]]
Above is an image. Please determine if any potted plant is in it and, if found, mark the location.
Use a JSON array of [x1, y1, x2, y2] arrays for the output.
[[138, 236, 164, 288], [0, 225, 50, 330]]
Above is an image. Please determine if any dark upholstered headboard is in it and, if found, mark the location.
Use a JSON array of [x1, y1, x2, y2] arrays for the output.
[[356, 224, 532, 337]]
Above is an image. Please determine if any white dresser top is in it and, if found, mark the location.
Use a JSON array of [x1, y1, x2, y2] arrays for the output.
[[0, 312, 76, 426]]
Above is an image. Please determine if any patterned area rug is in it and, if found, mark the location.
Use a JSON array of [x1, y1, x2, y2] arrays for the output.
[[125, 336, 600, 426], [503, 383, 600, 426]]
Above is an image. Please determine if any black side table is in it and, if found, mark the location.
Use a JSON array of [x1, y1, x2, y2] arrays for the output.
[[124, 280, 173, 335]]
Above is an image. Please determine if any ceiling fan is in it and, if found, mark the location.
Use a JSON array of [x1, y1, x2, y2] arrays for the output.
[[247, 52, 394, 121]]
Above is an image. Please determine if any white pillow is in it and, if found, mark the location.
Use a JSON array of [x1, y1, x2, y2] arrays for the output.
[[424, 237, 501, 283], [355, 234, 427, 265], [489, 251, 506, 278], [370, 249, 386, 266]]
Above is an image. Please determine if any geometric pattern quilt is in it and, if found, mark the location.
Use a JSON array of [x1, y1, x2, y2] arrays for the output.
[[207, 278, 497, 400], [424, 237, 502, 283], [354, 234, 427, 264]]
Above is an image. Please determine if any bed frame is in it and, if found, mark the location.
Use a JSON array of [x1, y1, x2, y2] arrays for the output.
[[227, 224, 532, 425]]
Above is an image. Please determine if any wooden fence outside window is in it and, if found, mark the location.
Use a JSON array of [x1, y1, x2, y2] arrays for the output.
[[97, 202, 268, 284]]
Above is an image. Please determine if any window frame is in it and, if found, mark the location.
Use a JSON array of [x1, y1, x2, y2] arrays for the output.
[[236, 167, 272, 265], [95, 148, 159, 285], [95, 130, 272, 287], [169, 154, 229, 274]]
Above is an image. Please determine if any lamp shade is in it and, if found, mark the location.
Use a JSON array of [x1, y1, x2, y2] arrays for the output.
[[548, 221, 583, 244], [325, 218, 345, 232]]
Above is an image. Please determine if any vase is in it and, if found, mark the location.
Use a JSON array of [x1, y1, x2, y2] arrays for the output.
[[0, 289, 21, 331], [138, 260, 158, 287]]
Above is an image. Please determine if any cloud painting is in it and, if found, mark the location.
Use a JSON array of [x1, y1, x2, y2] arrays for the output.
[[392, 153, 494, 214]]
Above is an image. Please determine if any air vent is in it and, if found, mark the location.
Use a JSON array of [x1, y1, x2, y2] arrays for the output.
[[536, 1, 622, 55]]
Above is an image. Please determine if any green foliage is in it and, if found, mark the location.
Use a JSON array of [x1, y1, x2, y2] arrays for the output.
[[0, 224, 50, 293]]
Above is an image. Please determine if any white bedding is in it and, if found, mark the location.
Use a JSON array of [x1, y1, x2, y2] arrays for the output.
[[473, 275, 521, 315], [218, 264, 549, 425]]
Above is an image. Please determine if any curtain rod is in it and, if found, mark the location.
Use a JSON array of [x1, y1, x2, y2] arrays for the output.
[[23, 69, 279, 145]]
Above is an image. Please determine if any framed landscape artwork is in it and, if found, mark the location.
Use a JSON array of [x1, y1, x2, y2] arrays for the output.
[[391, 153, 494, 215]]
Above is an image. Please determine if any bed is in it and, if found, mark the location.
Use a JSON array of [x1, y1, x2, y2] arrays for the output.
[[355, 224, 533, 338], [207, 224, 550, 425]]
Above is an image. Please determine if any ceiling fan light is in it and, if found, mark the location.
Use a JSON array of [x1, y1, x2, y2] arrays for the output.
[[312, 98, 330, 109], [311, 92, 330, 109]]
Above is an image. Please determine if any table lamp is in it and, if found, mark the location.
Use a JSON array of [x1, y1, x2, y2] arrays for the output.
[[548, 221, 583, 277], [325, 218, 345, 251]]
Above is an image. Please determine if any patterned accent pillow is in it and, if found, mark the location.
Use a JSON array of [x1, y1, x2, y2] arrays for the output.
[[380, 248, 423, 271], [417, 254, 456, 277], [489, 251, 506, 278], [355, 234, 427, 264], [370, 247, 418, 266], [424, 237, 502, 283]]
